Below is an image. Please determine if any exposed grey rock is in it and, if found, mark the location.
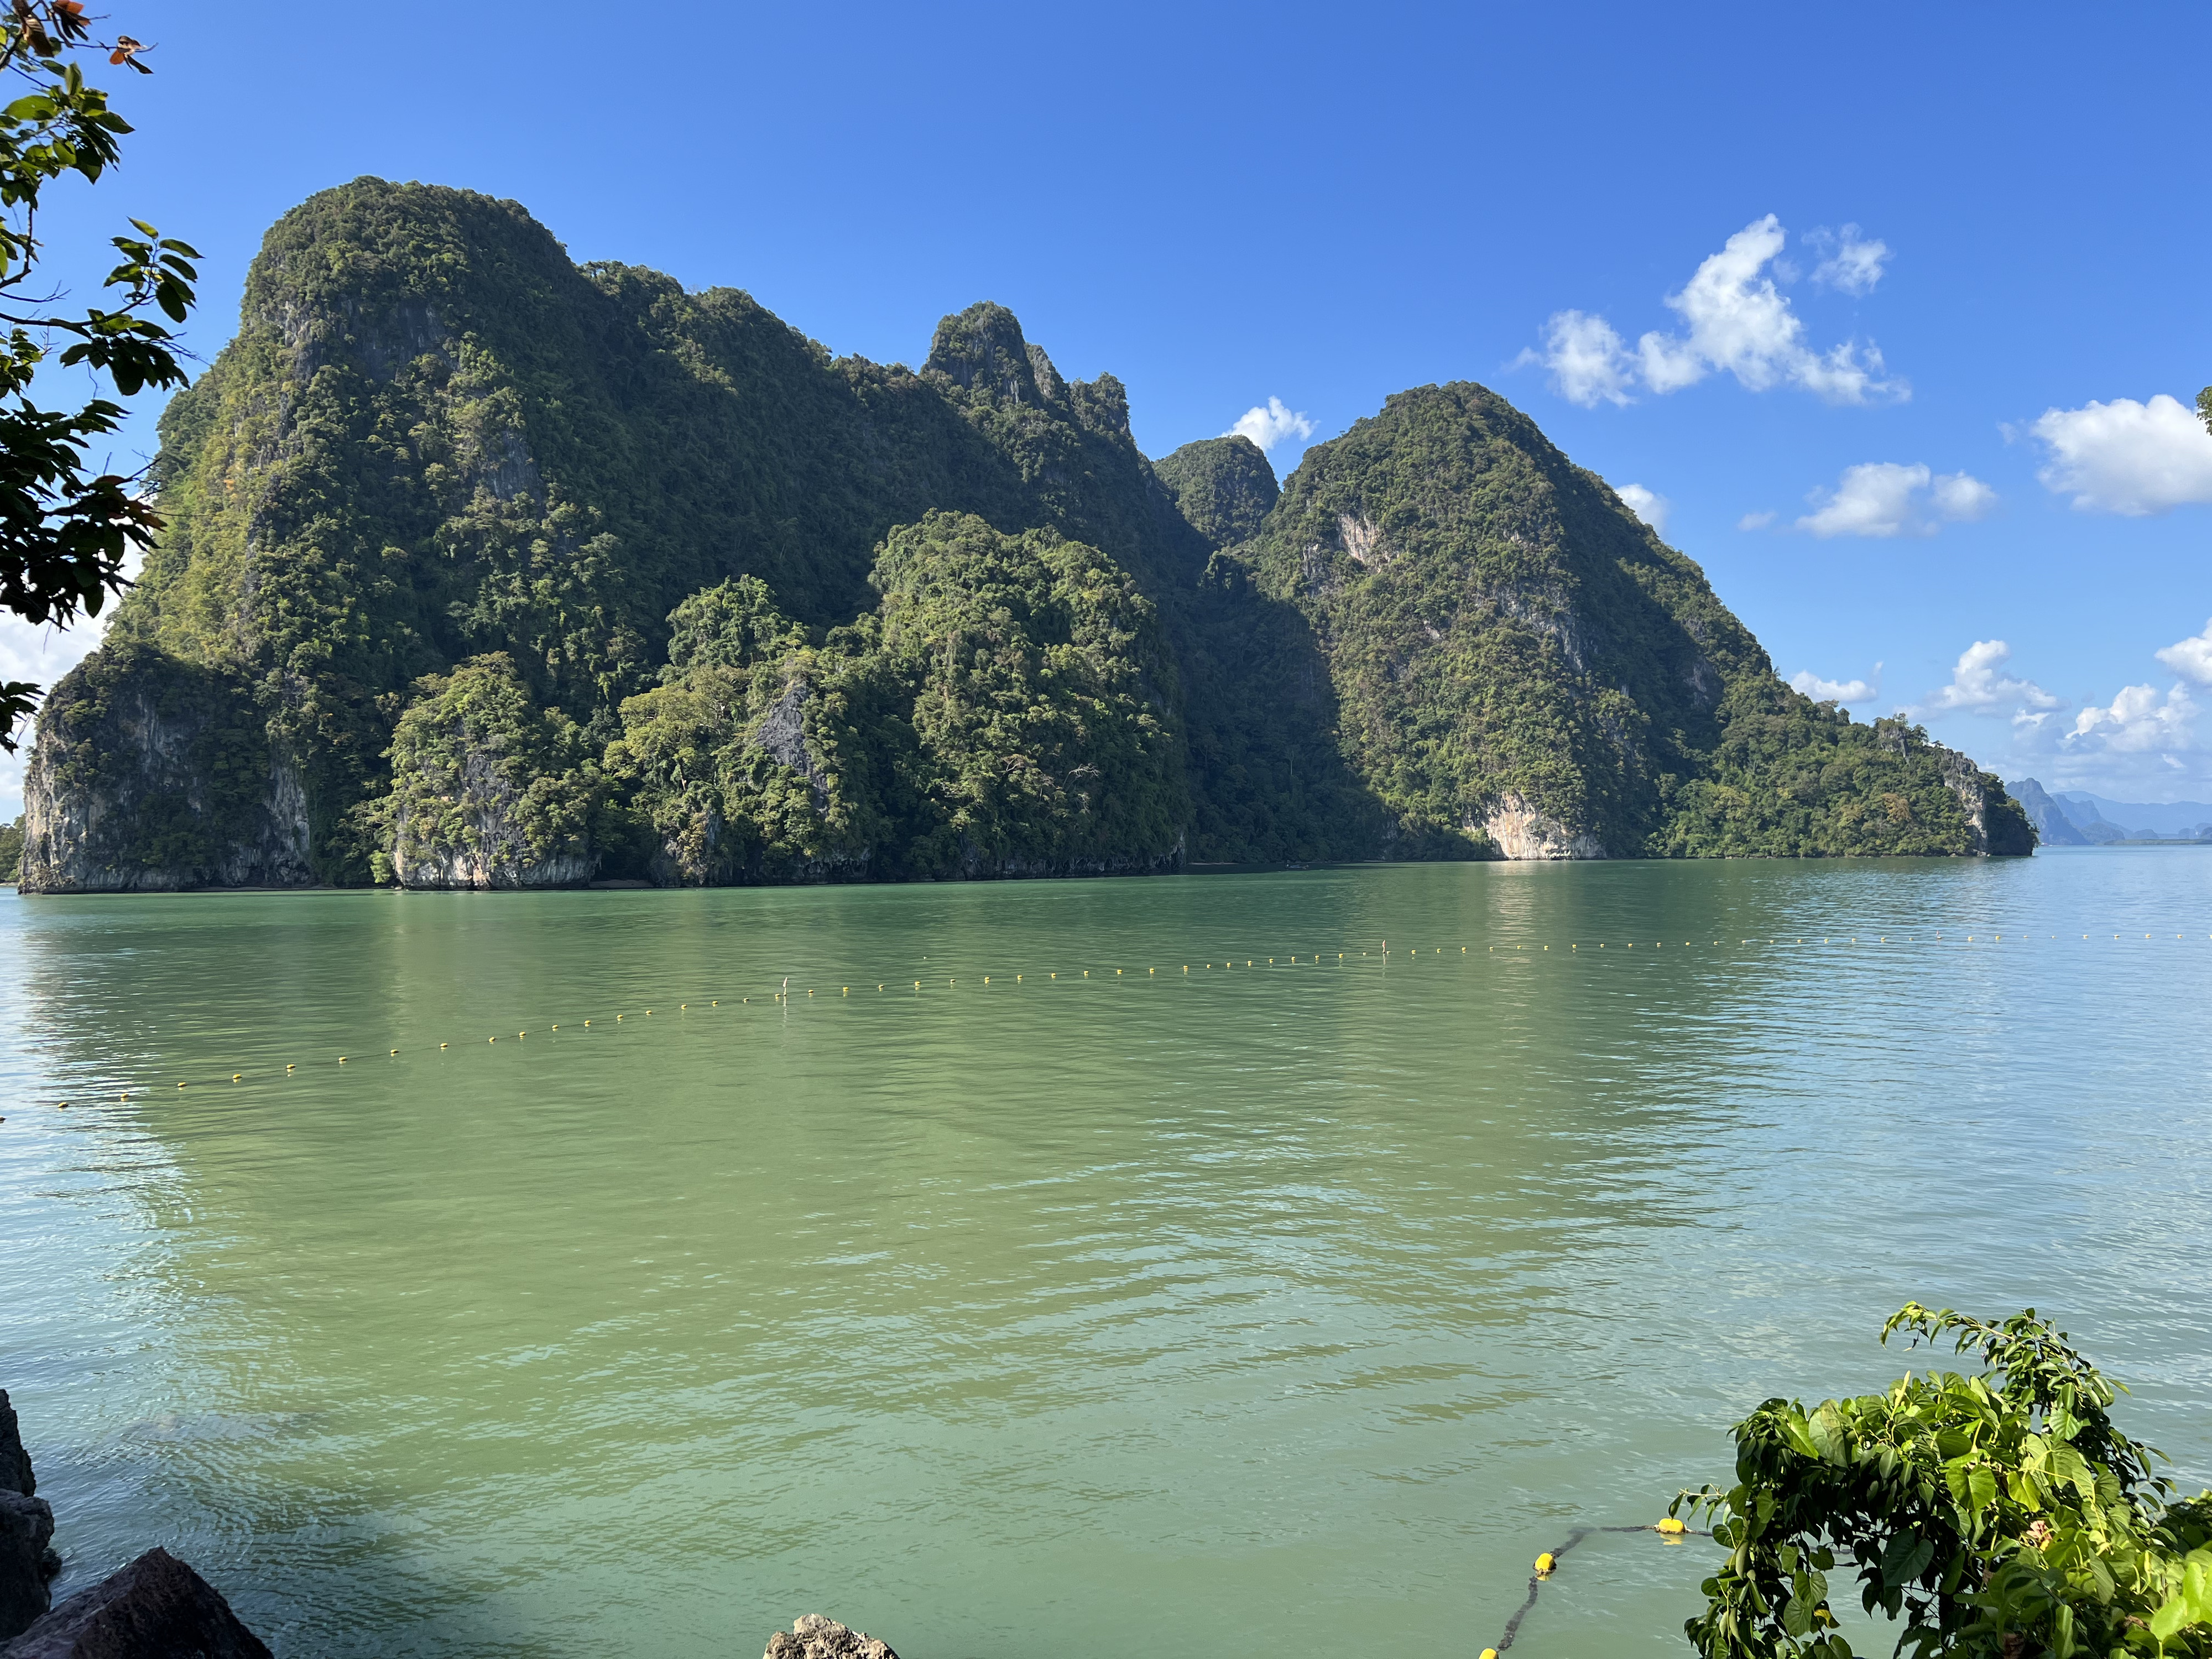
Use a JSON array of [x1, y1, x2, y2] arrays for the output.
[[1477, 792, 1606, 860], [763, 1614, 899, 1659], [1937, 747, 2036, 856], [0, 1548, 269, 1659]]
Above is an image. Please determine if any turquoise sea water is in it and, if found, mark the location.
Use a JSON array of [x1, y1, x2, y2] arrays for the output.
[[3, 851, 2209, 1657]]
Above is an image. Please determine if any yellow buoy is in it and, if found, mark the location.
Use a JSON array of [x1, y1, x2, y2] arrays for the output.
[[56, 1101, 67, 1109], [1535, 1552, 1555, 1574], [1481, 1650, 1499, 1659], [1657, 1517, 1686, 1535], [289, 1063, 298, 1070], [233, 1073, 242, 1081], [391, 1048, 399, 1056], [552, 1025, 557, 1031], [178, 1082, 186, 1088], [712, 1000, 718, 1006]]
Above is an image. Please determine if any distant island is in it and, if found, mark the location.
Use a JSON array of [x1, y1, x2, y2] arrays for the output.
[[16, 179, 2032, 893], [2008, 779, 2212, 845]]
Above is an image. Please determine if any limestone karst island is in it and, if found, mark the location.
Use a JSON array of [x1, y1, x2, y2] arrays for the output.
[[6, 7, 2210, 1659]]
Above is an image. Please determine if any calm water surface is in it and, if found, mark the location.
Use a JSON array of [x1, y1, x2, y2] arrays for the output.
[[3, 852, 2209, 1657]]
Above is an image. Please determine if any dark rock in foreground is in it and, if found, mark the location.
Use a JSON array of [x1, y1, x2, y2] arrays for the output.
[[0, 1392, 56, 1641], [0, 1548, 270, 1659], [0, 1394, 33, 1499], [0, 1494, 56, 1641], [765, 1613, 900, 1659]]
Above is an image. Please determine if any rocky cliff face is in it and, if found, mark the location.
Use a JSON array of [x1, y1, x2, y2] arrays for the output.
[[17, 646, 312, 894], [1938, 748, 2038, 857]]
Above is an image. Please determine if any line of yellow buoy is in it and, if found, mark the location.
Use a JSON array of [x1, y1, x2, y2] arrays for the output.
[[9, 928, 2205, 1117]]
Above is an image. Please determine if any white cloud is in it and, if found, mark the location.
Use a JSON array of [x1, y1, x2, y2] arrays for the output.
[[1791, 666, 1880, 703], [2026, 394, 2212, 515], [1737, 510, 1777, 531], [1519, 310, 1634, 408], [1524, 216, 1904, 409], [1808, 225, 1891, 295], [1794, 462, 1997, 538], [2154, 618, 2212, 685], [1927, 639, 2061, 714], [1614, 482, 1670, 534], [2066, 683, 2198, 754], [1228, 397, 1317, 453]]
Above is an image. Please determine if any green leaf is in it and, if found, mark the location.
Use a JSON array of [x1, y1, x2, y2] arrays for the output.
[[1967, 1465, 1997, 1512], [1783, 1594, 1813, 1639]]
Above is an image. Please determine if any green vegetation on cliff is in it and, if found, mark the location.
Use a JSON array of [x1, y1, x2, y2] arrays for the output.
[[1230, 382, 2023, 858], [370, 653, 599, 886], [605, 514, 1186, 881], [27, 178, 2028, 889], [1153, 436, 1280, 550]]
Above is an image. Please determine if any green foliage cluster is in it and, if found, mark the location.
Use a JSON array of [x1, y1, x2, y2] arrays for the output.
[[1660, 700, 2035, 858], [369, 653, 599, 885], [604, 514, 1186, 881], [0, 813, 22, 881], [1231, 383, 2025, 858], [1152, 435, 1280, 550], [1678, 1305, 2212, 1659]]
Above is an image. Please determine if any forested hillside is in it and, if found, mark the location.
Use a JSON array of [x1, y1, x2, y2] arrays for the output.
[[14, 179, 2028, 891]]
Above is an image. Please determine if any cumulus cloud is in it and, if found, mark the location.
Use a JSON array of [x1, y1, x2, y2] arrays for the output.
[[2154, 618, 2212, 686], [1793, 462, 1997, 538], [1737, 510, 1777, 531], [1791, 667, 1880, 703], [1614, 482, 1670, 533], [1524, 216, 1903, 408], [1807, 225, 1891, 295], [1228, 397, 1317, 453], [2066, 683, 2199, 754], [1522, 311, 1634, 407], [1926, 639, 2061, 714], [2025, 395, 2212, 515]]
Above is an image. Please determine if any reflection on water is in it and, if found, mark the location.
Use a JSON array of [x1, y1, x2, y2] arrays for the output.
[[3, 852, 2209, 1657]]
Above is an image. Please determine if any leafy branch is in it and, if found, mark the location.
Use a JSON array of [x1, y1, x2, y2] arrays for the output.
[[1674, 1305, 2212, 1659], [0, 0, 194, 750]]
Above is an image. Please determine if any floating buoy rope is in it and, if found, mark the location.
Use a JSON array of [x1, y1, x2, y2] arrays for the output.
[[13, 930, 2197, 1115], [1486, 1521, 1709, 1653]]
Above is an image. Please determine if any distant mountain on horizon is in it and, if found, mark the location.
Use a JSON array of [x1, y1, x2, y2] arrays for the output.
[[2009, 779, 2212, 843]]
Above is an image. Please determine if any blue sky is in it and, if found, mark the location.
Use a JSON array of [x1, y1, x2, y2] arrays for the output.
[[5, 0, 2208, 808]]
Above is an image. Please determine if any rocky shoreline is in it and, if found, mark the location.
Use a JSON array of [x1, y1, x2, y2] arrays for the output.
[[0, 1392, 270, 1656]]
